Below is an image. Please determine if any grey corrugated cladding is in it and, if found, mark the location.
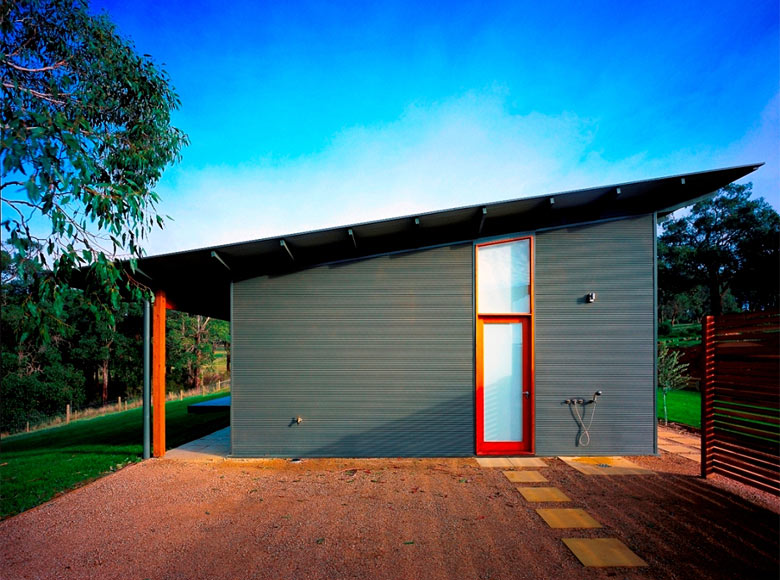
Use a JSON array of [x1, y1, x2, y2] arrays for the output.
[[233, 215, 656, 457], [534, 216, 656, 455], [231, 244, 474, 457]]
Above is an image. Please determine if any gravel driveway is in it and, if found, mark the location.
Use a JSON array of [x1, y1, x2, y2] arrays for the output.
[[1, 453, 778, 580]]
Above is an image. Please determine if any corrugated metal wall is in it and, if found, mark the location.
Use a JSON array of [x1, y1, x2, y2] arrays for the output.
[[534, 216, 656, 455], [231, 244, 474, 457]]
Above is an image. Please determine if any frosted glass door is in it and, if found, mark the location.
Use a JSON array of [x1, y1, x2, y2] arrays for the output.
[[483, 322, 523, 442]]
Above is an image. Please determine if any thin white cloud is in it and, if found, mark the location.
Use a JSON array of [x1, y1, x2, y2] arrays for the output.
[[146, 91, 779, 255]]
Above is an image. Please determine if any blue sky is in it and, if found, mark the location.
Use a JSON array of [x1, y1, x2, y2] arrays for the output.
[[92, 0, 779, 254]]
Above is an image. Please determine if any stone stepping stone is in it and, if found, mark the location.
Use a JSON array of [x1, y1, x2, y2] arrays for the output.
[[517, 487, 571, 502], [668, 438, 701, 448], [536, 508, 602, 529], [563, 538, 647, 567], [476, 457, 548, 468], [475, 458, 513, 468], [559, 456, 654, 476], [508, 458, 547, 467], [503, 470, 548, 483], [658, 444, 696, 453], [666, 433, 699, 441]]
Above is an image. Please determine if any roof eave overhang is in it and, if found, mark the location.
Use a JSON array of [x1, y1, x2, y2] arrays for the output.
[[130, 163, 762, 319]]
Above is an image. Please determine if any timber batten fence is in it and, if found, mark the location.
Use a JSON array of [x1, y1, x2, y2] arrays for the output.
[[701, 312, 780, 495]]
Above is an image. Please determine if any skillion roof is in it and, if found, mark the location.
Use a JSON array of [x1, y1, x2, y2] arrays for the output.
[[133, 163, 761, 319]]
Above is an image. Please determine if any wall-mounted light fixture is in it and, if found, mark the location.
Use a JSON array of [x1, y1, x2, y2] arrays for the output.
[[586, 292, 597, 303]]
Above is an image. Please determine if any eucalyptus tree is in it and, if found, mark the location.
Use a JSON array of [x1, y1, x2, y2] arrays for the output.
[[1, 0, 187, 340]]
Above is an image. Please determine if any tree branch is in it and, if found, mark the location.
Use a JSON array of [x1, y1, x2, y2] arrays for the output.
[[4, 59, 68, 73], [2, 200, 28, 224], [2, 197, 40, 209], [2, 82, 67, 105], [0, 181, 27, 191]]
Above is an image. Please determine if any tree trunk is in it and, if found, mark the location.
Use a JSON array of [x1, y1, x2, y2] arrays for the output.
[[101, 358, 109, 405], [195, 315, 210, 393], [708, 270, 722, 316]]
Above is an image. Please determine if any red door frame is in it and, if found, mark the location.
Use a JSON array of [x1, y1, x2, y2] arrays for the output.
[[475, 236, 535, 456], [476, 316, 533, 454]]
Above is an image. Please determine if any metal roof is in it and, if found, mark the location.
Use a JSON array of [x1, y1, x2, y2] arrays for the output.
[[133, 163, 761, 319]]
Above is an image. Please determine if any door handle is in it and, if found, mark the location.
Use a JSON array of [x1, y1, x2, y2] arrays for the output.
[[523, 391, 530, 397]]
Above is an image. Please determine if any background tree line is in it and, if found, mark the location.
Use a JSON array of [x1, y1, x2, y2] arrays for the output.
[[1, 250, 230, 433], [658, 182, 779, 328], [655, 182, 777, 423]]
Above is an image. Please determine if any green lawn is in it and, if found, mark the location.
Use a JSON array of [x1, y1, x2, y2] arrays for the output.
[[658, 388, 701, 429], [212, 350, 228, 375], [658, 322, 702, 348], [0, 391, 230, 519]]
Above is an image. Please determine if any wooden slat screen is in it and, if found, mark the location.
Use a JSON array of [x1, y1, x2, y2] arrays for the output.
[[701, 312, 780, 494]]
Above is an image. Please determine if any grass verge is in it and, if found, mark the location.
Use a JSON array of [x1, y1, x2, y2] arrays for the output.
[[0, 391, 229, 519], [658, 388, 701, 429], [658, 322, 702, 348]]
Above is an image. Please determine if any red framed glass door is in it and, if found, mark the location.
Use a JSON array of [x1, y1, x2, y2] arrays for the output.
[[476, 317, 532, 454], [475, 236, 534, 455]]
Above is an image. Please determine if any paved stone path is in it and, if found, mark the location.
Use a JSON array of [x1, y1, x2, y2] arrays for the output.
[[165, 426, 230, 461], [657, 424, 701, 462], [484, 456, 648, 568]]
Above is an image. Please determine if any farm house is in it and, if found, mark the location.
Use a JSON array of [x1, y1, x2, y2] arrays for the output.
[[136, 164, 760, 458]]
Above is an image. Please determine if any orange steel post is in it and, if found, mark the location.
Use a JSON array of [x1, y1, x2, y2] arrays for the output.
[[152, 290, 167, 457], [700, 315, 715, 479]]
